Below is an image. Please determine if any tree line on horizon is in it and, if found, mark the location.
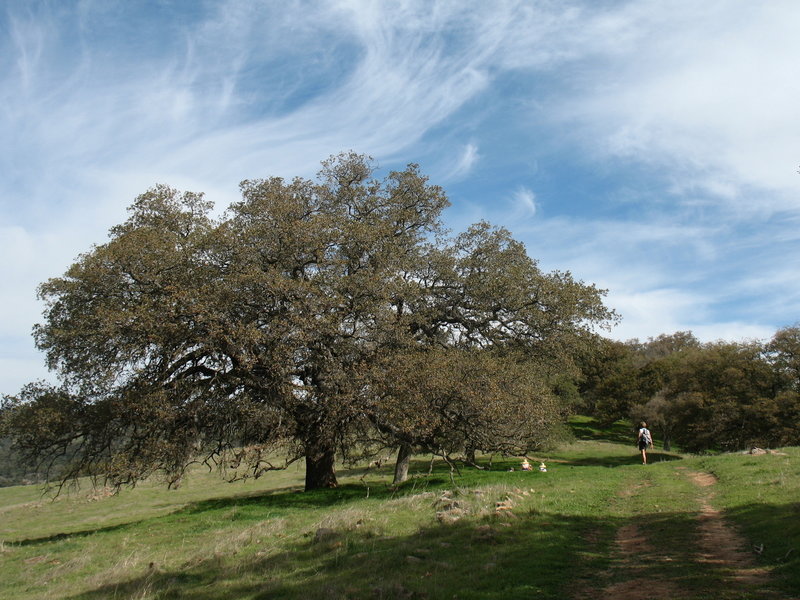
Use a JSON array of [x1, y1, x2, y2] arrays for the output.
[[578, 328, 800, 452], [1, 154, 797, 490]]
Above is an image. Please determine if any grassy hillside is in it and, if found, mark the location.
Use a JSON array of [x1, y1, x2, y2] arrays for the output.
[[1, 418, 798, 599]]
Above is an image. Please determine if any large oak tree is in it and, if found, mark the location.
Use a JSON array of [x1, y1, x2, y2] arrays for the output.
[[3, 154, 616, 490]]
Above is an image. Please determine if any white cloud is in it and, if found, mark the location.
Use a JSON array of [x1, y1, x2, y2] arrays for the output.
[[602, 287, 777, 345], [604, 287, 707, 342], [511, 186, 537, 218], [505, 210, 798, 345], [443, 143, 481, 181], [551, 0, 800, 211], [690, 323, 775, 345], [514, 215, 716, 280]]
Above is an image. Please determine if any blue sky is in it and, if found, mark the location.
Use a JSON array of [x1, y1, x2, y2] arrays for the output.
[[2, 0, 799, 395]]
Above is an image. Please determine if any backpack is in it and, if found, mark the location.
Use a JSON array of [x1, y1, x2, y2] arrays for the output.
[[640, 427, 652, 445]]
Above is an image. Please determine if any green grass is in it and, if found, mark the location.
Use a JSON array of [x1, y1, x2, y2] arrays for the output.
[[1, 419, 798, 599], [696, 449, 800, 592]]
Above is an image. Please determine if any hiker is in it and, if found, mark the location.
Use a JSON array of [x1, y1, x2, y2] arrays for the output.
[[637, 421, 653, 464], [521, 458, 532, 471]]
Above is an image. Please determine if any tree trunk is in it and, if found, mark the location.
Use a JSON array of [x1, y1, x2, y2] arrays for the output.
[[464, 444, 477, 465], [304, 442, 338, 491], [393, 443, 413, 484], [662, 433, 671, 452]]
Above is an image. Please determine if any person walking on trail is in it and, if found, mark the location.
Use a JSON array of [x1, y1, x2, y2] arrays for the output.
[[637, 421, 654, 464]]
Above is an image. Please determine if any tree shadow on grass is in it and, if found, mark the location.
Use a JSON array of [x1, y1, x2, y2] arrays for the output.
[[68, 508, 616, 600], [560, 451, 684, 468], [724, 501, 800, 593], [5, 463, 487, 550], [176, 467, 452, 517], [5, 483, 312, 547], [7, 484, 391, 548], [173, 456, 531, 520], [11, 521, 140, 547], [67, 502, 794, 600], [568, 418, 637, 445]]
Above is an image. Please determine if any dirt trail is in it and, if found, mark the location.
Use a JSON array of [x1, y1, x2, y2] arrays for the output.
[[688, 470, 773, 591], [572, 479, 679, 600], [584, 479, 680, 600], [576, 468, 780, 600], [600, 522, 681, 600]]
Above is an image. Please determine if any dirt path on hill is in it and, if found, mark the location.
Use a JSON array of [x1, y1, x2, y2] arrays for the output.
[[574, 468, 780, 600], [582, 479, 680, 600], [688, 470, 773, 592], [572, 479, 680, 600], [598, 521, 682, 600]]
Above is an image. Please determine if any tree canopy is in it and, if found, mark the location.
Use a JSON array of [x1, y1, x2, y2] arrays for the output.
[[3, 153, 616, 491]]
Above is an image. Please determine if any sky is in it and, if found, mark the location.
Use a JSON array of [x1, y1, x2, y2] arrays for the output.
[[1, 0, 799, 395]]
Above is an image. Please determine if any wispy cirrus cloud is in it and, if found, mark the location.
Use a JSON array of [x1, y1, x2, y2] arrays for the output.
[[546, 0, 800, 212], [511, 186, 537, 218], [2, 0, 800, 394], [441, 143, 481, 181]]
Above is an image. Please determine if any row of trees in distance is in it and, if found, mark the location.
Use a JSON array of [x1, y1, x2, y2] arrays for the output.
[[579, 328, 800, 452]]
